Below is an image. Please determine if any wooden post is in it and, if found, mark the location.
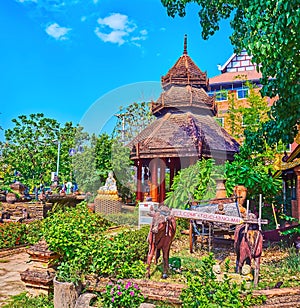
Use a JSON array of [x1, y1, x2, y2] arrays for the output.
[[169, 158, 175, 190], [246, 200, 249, 219], [258, 194, 262, 231], [136, 160, 143, 202], [293, 166, 300, 221], [159, 158, 166, 203], [150, 158, 159, 202]]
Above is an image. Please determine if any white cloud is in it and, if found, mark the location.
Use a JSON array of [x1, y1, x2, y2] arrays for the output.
[[97, 13, 130, 31], [140, 29, 148, 36], [45, 23, 72, 40], [95, 13, 147, 46], [16, 0, 37, 3], [95, 28, 128, 45]]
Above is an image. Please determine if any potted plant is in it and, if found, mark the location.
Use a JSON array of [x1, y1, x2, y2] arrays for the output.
[[0, 185, 20, 204], [53, 261, 83, 308]]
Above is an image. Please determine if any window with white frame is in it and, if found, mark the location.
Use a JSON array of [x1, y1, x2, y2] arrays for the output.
[[215, 91, 228, 101], [237, 88, 249, 99]]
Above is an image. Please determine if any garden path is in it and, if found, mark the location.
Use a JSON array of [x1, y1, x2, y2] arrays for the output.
[[0, 251, 29, 306]]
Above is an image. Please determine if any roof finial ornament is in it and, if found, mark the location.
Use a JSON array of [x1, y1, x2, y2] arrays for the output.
[[183, 34, 187, 55]]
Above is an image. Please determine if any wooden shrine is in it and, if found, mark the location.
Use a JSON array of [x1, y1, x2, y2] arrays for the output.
[[128, 35, 240, 203]]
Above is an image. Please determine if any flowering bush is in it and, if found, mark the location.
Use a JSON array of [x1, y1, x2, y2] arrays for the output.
[[102, 280, 144, 308]]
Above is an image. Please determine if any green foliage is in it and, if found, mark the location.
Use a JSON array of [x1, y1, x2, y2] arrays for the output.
[[112, 101, 154, 144], [89, 226, 149, 279], [0, 219, 43, 249], [280, 215, 300, 236], [165, 159, 214, 209], [226, 80, 271, 143], [72, 132, 99, 194], [225, 147, 281, 200], [111, 140, 135, 202], [95, 133, 113, 186], [41, 202, 148, 283], [94, 134, 135, 202], [42, 201, 111, 260], [2, 113, 77, 188], [161, 0, 300, 147], [0, 222, 27, 248], [104, 208, 139, 226], [2, 292, 53, 308], [180, 254, 265, 307], [100, 280, 144, 308]]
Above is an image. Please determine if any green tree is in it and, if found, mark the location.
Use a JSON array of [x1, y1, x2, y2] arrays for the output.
[[72, 128, 99, 194], [111, 139, 135, 201], [113, 101, 154, 144], [223, 82, 282, 201], [161, 0, 300, 148], [2, 113, 77, 189], [95, 133, 113, 186], [226, 79, 271, 144]]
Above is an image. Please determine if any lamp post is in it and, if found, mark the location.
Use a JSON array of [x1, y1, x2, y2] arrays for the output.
[[56, 141, 61, 177]]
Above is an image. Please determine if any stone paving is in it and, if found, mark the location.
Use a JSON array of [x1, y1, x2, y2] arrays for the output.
[[0, 251, 29, 306]]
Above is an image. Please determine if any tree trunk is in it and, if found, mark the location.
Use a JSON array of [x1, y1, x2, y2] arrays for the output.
[[53, 277, 82, 308]]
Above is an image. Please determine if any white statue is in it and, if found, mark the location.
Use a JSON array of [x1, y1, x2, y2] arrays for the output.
[[99, 171, 117, 192]]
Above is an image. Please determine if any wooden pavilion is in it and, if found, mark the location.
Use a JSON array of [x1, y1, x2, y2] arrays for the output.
[[128, 36, 240, 203]]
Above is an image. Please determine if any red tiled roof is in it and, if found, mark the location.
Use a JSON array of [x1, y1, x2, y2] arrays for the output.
[[209, 70, 262, 84]]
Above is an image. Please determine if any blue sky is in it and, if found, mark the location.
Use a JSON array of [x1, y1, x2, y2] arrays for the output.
[[0, 0, 234, 139]]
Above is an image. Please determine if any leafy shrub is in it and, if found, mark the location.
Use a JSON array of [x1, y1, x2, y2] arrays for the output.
[[89, 226, 149, 279], [41, 201, 112, 283], [165, 159, 214, 209], [104, 209, 138, 226], [180, 254, 266, 307], [100, 280, 144, 308], [25, 219, 44, 245], [42, 202, 149, 283], [42, 201, 112, 260]]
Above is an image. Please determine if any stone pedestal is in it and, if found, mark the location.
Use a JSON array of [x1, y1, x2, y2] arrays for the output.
[[20, 239, 59, 295]]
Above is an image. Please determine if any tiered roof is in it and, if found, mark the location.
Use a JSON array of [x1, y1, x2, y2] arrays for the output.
[[161, 35, 209, 91], [129, 35, 240, 162], [152, 35, 216, 116]]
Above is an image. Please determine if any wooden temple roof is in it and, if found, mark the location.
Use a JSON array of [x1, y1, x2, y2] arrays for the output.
[[129, 111, 240, 161], [161, 35, 209, 91], [128, 35, 240, 162], [151, 84, 217, 116]]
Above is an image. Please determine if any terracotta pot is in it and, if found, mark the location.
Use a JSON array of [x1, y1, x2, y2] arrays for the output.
[[6, 192, 17, 204], [215, 179, 227, 199]]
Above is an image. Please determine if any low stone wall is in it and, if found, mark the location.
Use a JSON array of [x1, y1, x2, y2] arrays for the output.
[[85, 276, 300, 307], [1, 202, 53, 220]]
